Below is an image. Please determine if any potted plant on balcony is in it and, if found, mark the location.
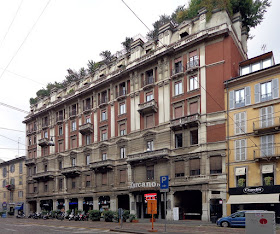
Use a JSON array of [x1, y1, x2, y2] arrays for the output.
[[237, 178, 246, 187], [5, 184, 15, 191], [264, 176, 273, 186]]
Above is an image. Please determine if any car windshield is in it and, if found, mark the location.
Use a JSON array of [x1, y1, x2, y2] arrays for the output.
[[231, 212, 245, 217]]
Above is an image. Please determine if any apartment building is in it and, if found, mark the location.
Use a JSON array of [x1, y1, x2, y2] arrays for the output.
[[0, 156, 26, 215], [225, 52, 280, 221], [23, 9, 247, 221]]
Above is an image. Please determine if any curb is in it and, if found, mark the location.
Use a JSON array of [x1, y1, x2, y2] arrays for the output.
[[110, 228, 148, 233]]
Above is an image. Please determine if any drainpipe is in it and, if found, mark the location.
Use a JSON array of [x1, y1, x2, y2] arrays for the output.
[[225, 81, 230, 215]]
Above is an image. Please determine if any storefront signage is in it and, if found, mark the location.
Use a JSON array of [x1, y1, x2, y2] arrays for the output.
[[144, 193, 157, 201], [243, 187, 264, 194], [129, 182, 160, 189]]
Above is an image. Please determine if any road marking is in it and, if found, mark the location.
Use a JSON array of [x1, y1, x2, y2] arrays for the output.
[[4, 228, 17, 232]]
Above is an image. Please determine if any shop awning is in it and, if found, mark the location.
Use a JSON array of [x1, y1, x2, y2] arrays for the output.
[[227, 194, 280, 204]]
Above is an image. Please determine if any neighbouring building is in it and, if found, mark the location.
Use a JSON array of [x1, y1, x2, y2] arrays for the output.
[[0, 156, 26, 215], [225, 52, 280, 221], [23, 9, 247, 221]]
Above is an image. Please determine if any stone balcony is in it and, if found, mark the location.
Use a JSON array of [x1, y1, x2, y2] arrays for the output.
[[170, 113, 200, 130], [25, 158, 36, 166], [61, 166, 82, 177], [38, 138, 50, 147], [186, 58, 199, 73], [79, 123, 93, 135], [253, 116, 280, 135], [33, 171, 54, 181], [127, 148, 170, 163], [90, 159, 114, 171], [138, 99, 158, 116]]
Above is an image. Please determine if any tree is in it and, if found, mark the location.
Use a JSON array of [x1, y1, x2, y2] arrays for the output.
[[99, 50, 114, 64], [121, 37, 134, 53], [146, 14, 172, 40], [87, 60, 102, 76]]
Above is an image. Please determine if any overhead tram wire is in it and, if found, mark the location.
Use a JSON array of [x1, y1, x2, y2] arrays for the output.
[[0, 0, 52, 81], [0, 127, 25, 133], [0, 134, 26, 146], [0, 0, 24, 49], [0, 102, 29, 114]]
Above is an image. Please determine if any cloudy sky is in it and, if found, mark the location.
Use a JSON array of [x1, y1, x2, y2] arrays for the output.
[[0, 0, 279, 161]]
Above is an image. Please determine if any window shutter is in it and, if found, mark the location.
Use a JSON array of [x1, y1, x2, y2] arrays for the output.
[[102, 173, 107, 185], [245, 86, 251, 105], [120, 170, 126, 183], [175, 106, 183, 118], [210, 156, 222, 171], [146, 115, 154, 128], [235, 113, 240, 134], [268, 135, 274, 156], [241, 112, 246, 133], [272, 78, 279, 99], [229, 91, 234, 109], [235, 140, 240, 161], [120, 123, 125, 131], [190, 158, 200, 170], [267, 106, 274, 127], [255, 83, 261, 103], [175, 161, 184, 174], [241, 139, 246, 161], [190, 102, 198, 115]]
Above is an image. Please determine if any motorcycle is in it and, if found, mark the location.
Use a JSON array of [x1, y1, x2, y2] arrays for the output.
[[68, 213, 75, 221], [16, 213, 25, 218]]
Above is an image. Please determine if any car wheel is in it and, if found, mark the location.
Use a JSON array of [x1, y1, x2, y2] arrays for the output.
[[221, 221, 230, 227]]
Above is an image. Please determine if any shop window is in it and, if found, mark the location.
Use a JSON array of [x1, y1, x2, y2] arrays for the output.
[[235, 167, 246, 187], [147, 166, 154, 180], [175, 161, 185, 177], [189, 76, 198, 91], [147, 140, 154, 151], [120, 147, 126, 159], [210, 156, 222, 174], [174, 106, 183, 119], [235, 112, 246, 134], [59, 126, 63, 135], [262, 164, 274, 186], [146, 91, 153, 102], [120, 170, 126, 183], [86, 175, 91, 187], [189, 158, 200, 176], [120, 102, 126, 115], [102, 152, 107, 161], [146, 115, 154, 128], [190, 129, 198, 145], [174, 81, 183, 96], [86, 155, 90, 165], [102, 173, 107, 185], [175, 133, 183, 148], [101, 129, 107, 141], [86, 134, 91, 145], [71, 121, 76, 131], [101, 109, 107, 121], [235, 139, 246, 161], [120, 123, 126, 136]]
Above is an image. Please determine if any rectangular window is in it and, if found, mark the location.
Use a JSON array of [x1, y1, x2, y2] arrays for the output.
[[190, 158, 200, 176], [71, 158, 76, 167], [71, 121, 76, 131], [261, 81, 272, 101], [19, 163, 23, 174], [174, 81, 183, 96], [175, 161, 185, 177], [252, 62, 261, 72], [147, 166, 154, 180], [189, 76, 198, 91], [146, 115, 154, 128], [261, 135, 274, 157], [86, 116, 91, 123], [86, 155, 90, 165], [174, 106, 183, 118], [102, 173, 107, 185], [236, 167, 246, 187], [86, 135, 91, 145], [102, 152, 107, 161], [33, 186, 37, 193], [174, 61, 183, 74], [59, 161, 62, 170], [86, 175, 91, 187], [120, 170, 126, 183], [44, 164, 48, 172], [101, 110, 107, 121], [230, 87, 251, 109], [210, 156, 222, 174], [120, 102, 126, 115], [44, 131, 48, 138], [29, 137, 31, 146], [59, 178, 63, 190], [189, 50, 198, 68], [58, 141, 64, 152], [260, 106, 273, 128], [175, 133, 183, 148], [120, 147, 126, 159], [18, 191, 23, 198], [120, 124, 126, 136], [235, 89, 245, 108], [3, 167, 6, 177], [71, 137, 77, 149], [145, 70, 154, 85], [190, 129, 198, 145], [59, 126, 63, 135], [19, 176, 23, 185], [44, 183, 48, 192], [146, 91, 153, 102], [235, 112, 246, 134], [235, 139, 246, 161], [72, 179, 76, 189], [33, 166, 37, 175], [189, 102, 198, 115], [147, 140, 153, 151], [101, 129, 107, 141]]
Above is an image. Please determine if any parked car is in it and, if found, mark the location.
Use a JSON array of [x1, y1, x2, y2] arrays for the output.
[[217, 210, 266, 227]]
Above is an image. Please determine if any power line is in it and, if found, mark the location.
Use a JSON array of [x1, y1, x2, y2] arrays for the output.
[[0, 102, 29, 114], [0, 0, 24, 49], [0, 0, 51, 81], [0, 134, 25, 146], [0, 148, 25, 150], [0, 127, 25, 133]]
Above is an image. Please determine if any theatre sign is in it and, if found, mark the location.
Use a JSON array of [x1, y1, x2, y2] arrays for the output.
[[129, 182, 160, 190]]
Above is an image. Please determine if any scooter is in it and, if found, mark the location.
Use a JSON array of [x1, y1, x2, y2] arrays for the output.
[[68, 213, 75, 221]]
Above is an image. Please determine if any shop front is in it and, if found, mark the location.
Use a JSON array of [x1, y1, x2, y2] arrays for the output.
[[69, 198, 78, 211], [98, 196, 110, 211], [228, 185, 280, 223], [83, 197, 93, 213], [57, 199, 65, 210], [15, 202, 24, 215], [40, 200, 53, 211]]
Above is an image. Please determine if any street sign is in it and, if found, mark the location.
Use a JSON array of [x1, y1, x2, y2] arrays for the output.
[[160, 175, 169, 192], [147, 200, 157, 214]]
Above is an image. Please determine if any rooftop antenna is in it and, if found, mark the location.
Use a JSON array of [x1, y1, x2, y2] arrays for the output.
[[261, 44, 267, 53]]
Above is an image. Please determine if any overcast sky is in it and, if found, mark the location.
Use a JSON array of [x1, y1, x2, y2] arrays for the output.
[[0, 0, 279, 161]]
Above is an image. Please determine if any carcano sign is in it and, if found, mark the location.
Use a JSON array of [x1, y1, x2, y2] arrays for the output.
[[129, 182, 160, 189]]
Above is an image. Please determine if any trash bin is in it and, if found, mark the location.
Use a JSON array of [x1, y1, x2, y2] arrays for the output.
[[2, 213, 7, 218]]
